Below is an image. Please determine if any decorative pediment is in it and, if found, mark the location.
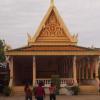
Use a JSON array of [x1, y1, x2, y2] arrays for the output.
[[28, 2, 77, 45], [36, 10, 71, 42]]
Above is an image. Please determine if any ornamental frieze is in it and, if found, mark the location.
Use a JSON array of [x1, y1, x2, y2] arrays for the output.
[[38, 10, 69, 41]]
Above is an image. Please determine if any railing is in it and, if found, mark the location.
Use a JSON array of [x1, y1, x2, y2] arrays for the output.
[[36, 78, 51, 87], [36, 78, 74, 87], [60, 78, 74, 87]]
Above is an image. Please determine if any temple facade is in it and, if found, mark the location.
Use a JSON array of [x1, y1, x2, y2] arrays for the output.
[[5, 0, 100, 94]]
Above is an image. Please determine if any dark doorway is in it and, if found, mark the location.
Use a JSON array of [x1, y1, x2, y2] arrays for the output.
[[13, 56, 33, 86], [36, 56, 73, 78]]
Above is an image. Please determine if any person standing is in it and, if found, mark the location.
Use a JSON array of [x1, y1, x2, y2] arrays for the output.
[[35, 81, 45, 100], [24, 83, 32, 100], [49, 83, 56, 100]]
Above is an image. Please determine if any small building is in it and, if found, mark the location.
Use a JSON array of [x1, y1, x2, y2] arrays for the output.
[[5, 0, 100, 94]]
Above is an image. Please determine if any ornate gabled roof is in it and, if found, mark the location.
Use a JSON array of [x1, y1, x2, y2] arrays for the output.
[[28, 1, 77, 46], [8, 45, 96, 51], [5, 0, 100, 56], [5, 44, 100, 56]]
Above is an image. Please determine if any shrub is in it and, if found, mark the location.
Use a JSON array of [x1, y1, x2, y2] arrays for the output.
[[66, 85, 79, 95], [3, 86, 11, 96], [3, 75, 10, 86], [51, 75, 61, 95], [71, 85, 79, 95]]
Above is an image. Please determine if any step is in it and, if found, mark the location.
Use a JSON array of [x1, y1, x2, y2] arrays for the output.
[[13, 86, 25, 95], [79, 85, 98, 95]]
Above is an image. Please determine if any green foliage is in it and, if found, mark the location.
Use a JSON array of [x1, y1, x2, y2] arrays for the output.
[[0, 39, 5, 62], [3, 86, 11, 96], [71, 85, 79, 95], [51, 75, 61, 95], [66, 85, 79, 95], [4, 75, 10, 86]]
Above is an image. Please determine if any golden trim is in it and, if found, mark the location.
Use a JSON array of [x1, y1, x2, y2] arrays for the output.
[[51, 0, 54, 6], [28, 42, 77, 46], [5, 51, 100, 56]]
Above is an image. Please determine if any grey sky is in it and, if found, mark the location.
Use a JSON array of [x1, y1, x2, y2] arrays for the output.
[[0, 0, 100, 48]]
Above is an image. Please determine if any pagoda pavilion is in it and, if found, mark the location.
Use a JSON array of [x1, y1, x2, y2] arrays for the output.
[[5, 0, 100, 94]]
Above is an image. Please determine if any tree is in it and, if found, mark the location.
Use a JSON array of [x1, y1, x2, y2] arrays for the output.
[[0, 39, 5, 62]]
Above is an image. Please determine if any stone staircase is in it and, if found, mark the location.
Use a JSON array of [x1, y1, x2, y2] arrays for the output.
[[12, 85, 98, 95], [12, 86, 25, 95], [79, 85, 98, 95]]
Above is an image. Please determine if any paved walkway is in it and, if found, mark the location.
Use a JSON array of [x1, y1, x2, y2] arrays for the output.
[[0, 95, 100, 100]]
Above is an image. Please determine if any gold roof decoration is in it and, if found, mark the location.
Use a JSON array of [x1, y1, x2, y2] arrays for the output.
[[28, 0, 77, 46], [73, 33, 78, 42], [27, 33, 34, 45], [50, 0, 54, 6]]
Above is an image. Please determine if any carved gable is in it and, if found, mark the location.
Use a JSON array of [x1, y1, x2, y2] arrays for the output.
[[28, 5, 77, 45], [35, 10, 71, 43]]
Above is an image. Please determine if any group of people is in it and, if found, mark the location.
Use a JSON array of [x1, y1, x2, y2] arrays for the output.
[[24, 81, 56, 100]]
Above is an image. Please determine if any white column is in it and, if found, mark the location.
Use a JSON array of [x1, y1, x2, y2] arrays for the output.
[[95, 57, 99, 80], [78, 62, 81, 84], [73, 56, 77, 84], [33, 56, 36, 86], [94, 57, 99, 90], [8, 56, 13, 88]]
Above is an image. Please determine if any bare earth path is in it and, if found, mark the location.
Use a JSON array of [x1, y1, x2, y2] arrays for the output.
[[0, 95, 100, 100]]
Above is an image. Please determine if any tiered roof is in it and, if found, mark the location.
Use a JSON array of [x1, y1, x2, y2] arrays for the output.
[[5, 0, 100, 56], [28, 0, 77, 46]]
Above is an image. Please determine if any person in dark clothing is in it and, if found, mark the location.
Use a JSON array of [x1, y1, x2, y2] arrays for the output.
[[49, 83, 56, 100], [24, 83, 32, 100], [35, 81, 45, 100]]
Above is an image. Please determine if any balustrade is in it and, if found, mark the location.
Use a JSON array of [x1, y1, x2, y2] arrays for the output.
[[36, 78, 74, 87]]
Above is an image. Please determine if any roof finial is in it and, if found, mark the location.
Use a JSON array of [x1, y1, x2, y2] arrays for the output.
[[50, 0, 54, 6]]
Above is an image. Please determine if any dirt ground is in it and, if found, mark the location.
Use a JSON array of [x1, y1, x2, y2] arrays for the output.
[[0, 95, 100, 100]]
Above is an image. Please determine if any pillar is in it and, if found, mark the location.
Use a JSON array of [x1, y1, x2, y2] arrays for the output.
[[94, 57, 99, 90], [73, 56, 77, 84], [78, 62, 81, 84], [95, 57, 99, 80], [8, 56, 13, 88], [33, 56, 36, 86]]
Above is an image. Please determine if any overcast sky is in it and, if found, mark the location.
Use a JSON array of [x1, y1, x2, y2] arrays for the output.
[[0, 0, 100, 49]]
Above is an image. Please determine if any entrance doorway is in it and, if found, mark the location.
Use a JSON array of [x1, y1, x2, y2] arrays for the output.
[[13, 56, 33, 86]]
